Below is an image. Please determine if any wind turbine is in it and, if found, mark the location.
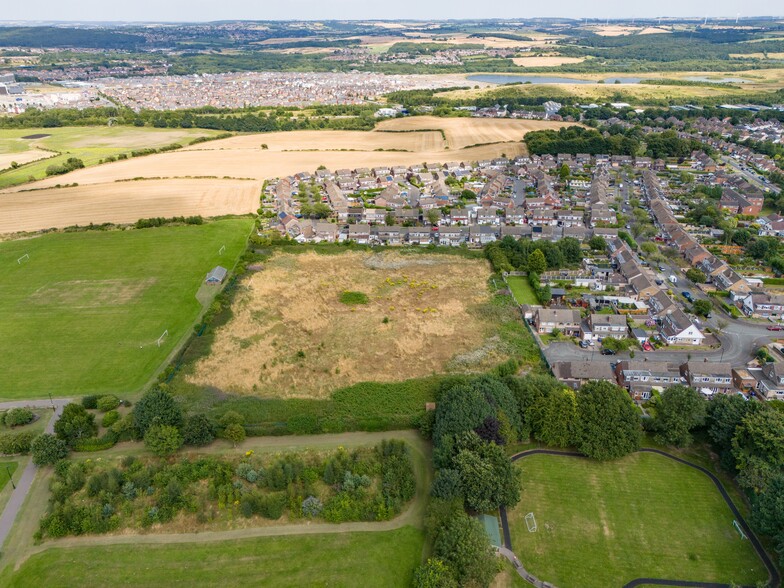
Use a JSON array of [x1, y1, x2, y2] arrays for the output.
[[736, 13, 740, 24]]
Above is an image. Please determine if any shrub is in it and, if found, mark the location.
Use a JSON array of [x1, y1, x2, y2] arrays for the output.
[[4, 408, 34, 428], [301, 496, 323, 518], [339, 290, 369, 305], [218, 410, 244, 427], [102, 410, 120, 428], [54, 404, 97, 446], [133, 388, 183, 438], [144, 425, 183, 457], [31, 434, 69, 466], [97, 395, 120, 412], [222, 423, 246, 447], [0, 431, 36, 455], [81, 395, 99, 410]]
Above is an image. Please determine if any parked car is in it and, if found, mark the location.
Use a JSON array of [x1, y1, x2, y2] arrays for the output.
[[642, 341, 654, 352], [682, 291, 694, 303], [579, 340, 590, 348], [601, 348, 617, 356], [655, 278, 664, 285], [767, 325, 784, 331]]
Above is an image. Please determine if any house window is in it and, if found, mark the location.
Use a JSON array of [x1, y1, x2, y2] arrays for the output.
[[641, 391, 651, 400]]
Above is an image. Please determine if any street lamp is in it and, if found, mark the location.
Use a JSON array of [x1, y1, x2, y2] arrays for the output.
[[48, 392, 55, 412], [5, 466, 15, 490]]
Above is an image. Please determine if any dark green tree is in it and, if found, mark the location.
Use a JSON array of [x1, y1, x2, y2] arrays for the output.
[[575, 381, 640, 460], [182, 414, 215, 446], [652, 385, 706, 447], [527, 249, 547, 274], [732, 410, 784, 493], [452, 432, 520, 512], [133, 387, 183, 438], [54, 403, 97, 446], [433, 511, 498, 588]]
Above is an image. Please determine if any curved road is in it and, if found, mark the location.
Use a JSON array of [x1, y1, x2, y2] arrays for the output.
[[500, 448, 780, 588]]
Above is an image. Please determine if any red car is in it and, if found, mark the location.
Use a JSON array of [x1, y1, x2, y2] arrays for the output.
[[768, 325, 784, 331], [642, 341, 654, 352]]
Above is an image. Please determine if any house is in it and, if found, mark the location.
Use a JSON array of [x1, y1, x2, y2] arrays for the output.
[[713, 267, 752, 299], [534, 308, 582, 336], [376, 226, 404, 246], [680, 361, 733, 395], [408, 227, 432, 246], [551, 361, 615, 390], [629, 274, 659, 301], [348, 224, 372, 244], [752, 363, 784, 400], [758, 214, 784, 237], [586, 314, 628, 340], [659, 308, 705, 346], [205, 266, 228, 285], [501, 224, 532, 239], [468, 225, 498, 246], [740, 292, 784, 319], [648, 290, 676, 317], [438, 226, 468, 247], [615, 360, 684, 401]]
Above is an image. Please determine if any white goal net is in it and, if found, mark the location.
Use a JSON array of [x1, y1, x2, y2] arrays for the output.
[[525, 512, 537, 533], [156, 329, 169, 347]]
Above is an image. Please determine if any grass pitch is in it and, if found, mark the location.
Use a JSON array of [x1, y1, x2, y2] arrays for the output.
[[0, 219, 252, 399], [0, 526, 424, 588], [508, 452, 767, 587]]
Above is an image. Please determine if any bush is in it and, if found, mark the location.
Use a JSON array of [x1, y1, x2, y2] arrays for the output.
[[31, 434, 69, 466], [97, 395, 120, 412], [4, 408, 34, 428], [222, 423, 246, 447], [301, 495, 323, 518], [133, 388, 183, 438], [81, 395, 99, 410], [143, 425, 183, 457], [0, 431, 36, 455], [102, 410, 120, 428]]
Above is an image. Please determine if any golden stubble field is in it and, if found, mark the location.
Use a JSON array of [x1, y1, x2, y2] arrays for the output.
[[0, 179, 259, 233], [0, 118, 576, 232], [188, 251, 501, 398]]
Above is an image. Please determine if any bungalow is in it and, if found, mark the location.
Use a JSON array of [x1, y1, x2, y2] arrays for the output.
[[659, 308, 705, 346], [534, 308, 581, 336], [551, 361, 615, 390], [680, 361, 733, 395]]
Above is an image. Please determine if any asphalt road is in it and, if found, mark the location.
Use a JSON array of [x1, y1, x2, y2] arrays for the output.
[[0, 399, 69, 550], [721, 155, 781, 196]]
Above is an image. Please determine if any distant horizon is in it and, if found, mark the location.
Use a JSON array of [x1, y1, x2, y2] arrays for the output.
[[1, 0, 782, 25]]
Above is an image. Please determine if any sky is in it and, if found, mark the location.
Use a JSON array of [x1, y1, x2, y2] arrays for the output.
[[2, 0, 780, 23]]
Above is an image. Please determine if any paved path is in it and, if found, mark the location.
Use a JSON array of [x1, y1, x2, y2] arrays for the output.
[[500, 448, 780, 588], [0, 400, 68, 550]]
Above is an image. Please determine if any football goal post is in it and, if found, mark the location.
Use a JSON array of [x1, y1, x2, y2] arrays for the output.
[[733, 520, 747, 540], [218, 245, 226, 256], [525, 512, 537, 533], [17, 253, 29, 265], [156, 330, 169, 348]]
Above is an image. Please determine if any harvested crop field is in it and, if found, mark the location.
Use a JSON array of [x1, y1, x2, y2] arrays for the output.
[[189, 251, 503, 398], [0, 179, 259, 233], [374, 116, 568, 149], [0, 149, 55, 171]]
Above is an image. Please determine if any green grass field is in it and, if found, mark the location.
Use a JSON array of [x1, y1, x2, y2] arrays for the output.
[[0, 526, 424, 587], [0, 462, 18, 493], [508, 452, 767, 587], [0, 219, 252, 399], [0, 127, 222, 189], [505, 276, 538, 305]]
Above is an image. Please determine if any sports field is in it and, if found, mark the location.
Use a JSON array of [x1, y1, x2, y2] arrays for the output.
[[0, 526, 424, 587], [508, 452, 767, 587], [0, 219, 252, 399], [0, 126, 223, 189]]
